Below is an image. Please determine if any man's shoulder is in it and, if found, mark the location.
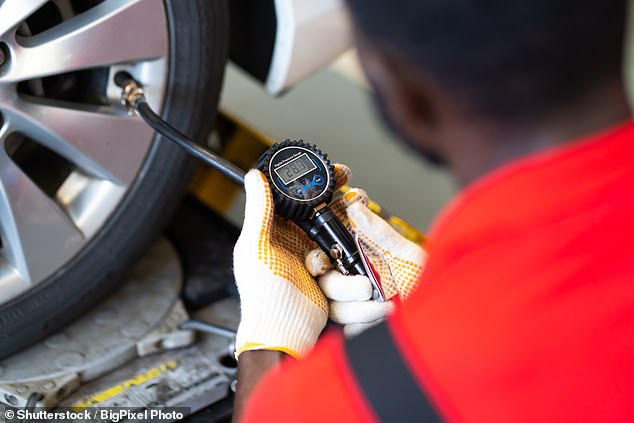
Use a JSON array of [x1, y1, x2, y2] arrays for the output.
[[394, 200, 634, 421], [243, 332, 374, 422]]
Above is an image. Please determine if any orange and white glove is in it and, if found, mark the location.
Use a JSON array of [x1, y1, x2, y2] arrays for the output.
[[233, 169, 330, 359], [306, 188, 427, 336]]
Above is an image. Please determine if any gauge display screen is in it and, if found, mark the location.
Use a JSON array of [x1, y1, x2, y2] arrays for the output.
[[274, 153, 317, 185]]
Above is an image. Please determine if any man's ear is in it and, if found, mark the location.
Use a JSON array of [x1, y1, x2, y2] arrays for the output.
[[356, 39, 438, 150]]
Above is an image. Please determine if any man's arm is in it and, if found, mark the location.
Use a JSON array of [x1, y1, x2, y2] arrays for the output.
[[232, 332, 383, 422], [232, 350, 286, 422], [231, 169, 331, 420], [231, 169, 422, 420]]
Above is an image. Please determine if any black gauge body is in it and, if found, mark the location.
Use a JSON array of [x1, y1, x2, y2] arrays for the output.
[[257, 140, 372, 287], [258, 140, 336, 221]]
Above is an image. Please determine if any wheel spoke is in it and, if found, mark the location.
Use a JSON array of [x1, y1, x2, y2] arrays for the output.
[[0, 0, 49, 37], [3, 0, 167, 82], [0, 0, 169, 303], [0, 147, 84, 283], [4, 97, 154, 185]]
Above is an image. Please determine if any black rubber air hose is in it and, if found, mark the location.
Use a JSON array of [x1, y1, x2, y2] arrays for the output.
[[115, 72, 246, 185]]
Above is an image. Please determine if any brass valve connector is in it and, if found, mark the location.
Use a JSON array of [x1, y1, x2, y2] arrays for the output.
[[114, 71, 146, 112]]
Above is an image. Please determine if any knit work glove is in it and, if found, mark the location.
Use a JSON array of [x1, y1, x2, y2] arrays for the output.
[[233, 166, 350, 359], [305, 188, 427, 336]]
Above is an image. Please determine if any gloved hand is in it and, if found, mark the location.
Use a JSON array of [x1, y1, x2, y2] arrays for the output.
[[234, 168, 350, 359], [305, 188, 427, 337]]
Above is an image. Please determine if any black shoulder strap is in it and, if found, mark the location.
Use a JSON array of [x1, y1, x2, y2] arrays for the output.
[[344, 322, 444, 423]]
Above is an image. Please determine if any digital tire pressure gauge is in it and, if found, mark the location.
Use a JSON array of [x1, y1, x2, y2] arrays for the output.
[[258, 140, 385, 301]]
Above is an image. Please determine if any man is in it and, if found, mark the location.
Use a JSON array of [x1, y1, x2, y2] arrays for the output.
[[232, 0, 634, 421]]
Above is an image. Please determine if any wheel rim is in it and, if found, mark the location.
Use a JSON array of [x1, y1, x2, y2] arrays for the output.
[[0, 0, 168, 304]]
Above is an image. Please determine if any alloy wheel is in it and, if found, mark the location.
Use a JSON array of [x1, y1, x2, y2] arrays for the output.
[[0, 0, 168, 304]]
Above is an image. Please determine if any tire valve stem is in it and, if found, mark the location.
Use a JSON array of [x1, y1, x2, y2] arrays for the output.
[[114, 71, 146, 114]]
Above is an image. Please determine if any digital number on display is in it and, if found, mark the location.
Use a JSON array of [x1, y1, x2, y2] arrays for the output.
[[274, 153, 317, 185]]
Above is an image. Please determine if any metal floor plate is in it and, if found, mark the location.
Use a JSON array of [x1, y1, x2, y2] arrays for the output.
[[0, 239, 196, 409], [58, 298, 239, 418], [0, 202, 242, 422]]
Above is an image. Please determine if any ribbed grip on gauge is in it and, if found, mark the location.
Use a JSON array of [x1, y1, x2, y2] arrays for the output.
[[257, 139, 336, 221]]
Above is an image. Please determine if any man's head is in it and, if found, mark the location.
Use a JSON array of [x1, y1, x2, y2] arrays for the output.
[[345, 0, 630, 183]]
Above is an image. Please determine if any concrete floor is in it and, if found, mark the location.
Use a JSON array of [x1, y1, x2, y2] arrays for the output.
[[220, 63, 455, 232]]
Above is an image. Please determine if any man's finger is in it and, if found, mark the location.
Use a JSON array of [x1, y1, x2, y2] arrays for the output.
[[347, 201, 423, 261], [331, 188, 369, 222], [241, 169, 274, 240], [344, 321, 381, 338], [305, 249, 333, 277], [333, 163, 352, 189], [318, 271, 373, 301], [329, 300, 395, 324]]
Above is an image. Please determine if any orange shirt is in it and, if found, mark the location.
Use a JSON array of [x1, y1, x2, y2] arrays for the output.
[[244, 121, 634, 422]]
